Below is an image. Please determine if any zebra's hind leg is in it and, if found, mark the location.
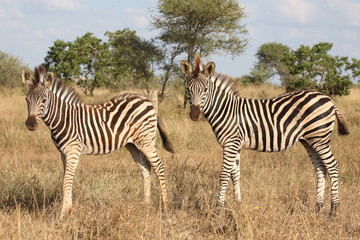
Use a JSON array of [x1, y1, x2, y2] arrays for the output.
[[302, 139, 340, 217], [300, 139, 327, 213], [319, 145, 340, 218], [137, 144, 168, 213], [126, 143, 152, 205]]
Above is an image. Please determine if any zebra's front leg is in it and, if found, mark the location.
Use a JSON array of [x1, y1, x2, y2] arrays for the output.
[[59, 144, 81, 220], [231, 152, 241, 203], [215, 145, 238, 215]]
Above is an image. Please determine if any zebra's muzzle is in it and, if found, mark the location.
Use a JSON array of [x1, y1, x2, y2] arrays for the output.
[[190, 104, 201, 121], [26, 115, 38, 131]]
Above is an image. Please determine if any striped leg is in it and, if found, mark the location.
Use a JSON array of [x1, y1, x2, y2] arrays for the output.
[[300, 140, 327, 212], [320, 146, 339, 217], [126, 143, 152, 205], [138, 145, 168, 212], [305, 139, 340, 217], [60, 152, 66, 174], [59, 143, 82, 220], [215, 145, 239, 215], [231, 152, 241, 203]]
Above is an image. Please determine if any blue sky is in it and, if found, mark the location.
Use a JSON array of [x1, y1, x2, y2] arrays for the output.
[[1, 0, 360, 79]]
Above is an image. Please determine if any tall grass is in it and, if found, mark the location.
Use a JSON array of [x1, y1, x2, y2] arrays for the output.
[[0, 86, 359, 239]]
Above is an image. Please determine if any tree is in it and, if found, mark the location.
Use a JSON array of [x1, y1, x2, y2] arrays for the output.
[[106, 28, 163, 89], [0, 51, 29, 88], [44, 32, 110, 95], [238, 63, 272, 86], [283, 42, 358, 96], [73, 32, 111, 95], [44, 40, 80, 80], [151, 0, 248, 104], [255, 42, 291, 86], [152, 0, 248, 63], [158, 42, 184, 98]]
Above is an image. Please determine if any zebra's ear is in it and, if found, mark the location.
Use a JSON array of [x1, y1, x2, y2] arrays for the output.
[[181, 60, 193, 77], [204, 62, 215, 76], [22, 70, 33, 87], [44, 72, 54, 88]]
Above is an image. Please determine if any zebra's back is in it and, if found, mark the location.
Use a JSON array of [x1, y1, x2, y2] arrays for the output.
[[79, 93, 157, 155], [240, 90, 336, 152]]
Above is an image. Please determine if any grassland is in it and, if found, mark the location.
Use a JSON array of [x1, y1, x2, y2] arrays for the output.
[[0, 85, 359, 239]]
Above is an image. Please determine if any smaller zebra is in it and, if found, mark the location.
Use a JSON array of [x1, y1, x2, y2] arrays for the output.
[[22, 66, 174, 219], [181, 55, 349, 217]]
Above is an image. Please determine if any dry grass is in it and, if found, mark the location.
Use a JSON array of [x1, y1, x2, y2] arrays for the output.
[[0, 85, 359, 239]]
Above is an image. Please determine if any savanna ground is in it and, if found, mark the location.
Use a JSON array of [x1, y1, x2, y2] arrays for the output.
[[0, 84, 359, 239]]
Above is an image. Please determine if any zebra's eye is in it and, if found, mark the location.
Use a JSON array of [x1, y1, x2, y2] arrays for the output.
[[42, 99, 46, 103]]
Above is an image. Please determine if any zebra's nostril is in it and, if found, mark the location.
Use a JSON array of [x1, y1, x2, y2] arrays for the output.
[[190, 105, 201, 121], [26, 116, 38, 131]]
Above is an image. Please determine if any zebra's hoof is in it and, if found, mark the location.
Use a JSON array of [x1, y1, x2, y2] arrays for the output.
[[315, 202, 323, 213], [329, 202, 339, 219]]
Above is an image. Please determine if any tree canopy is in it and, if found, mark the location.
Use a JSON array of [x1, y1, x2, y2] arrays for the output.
[[44, 32, 110, 95], [44, 30, 162, 95], [106, 28, 163, 89], [283, 42, 358, 96], [151, 0, 248, 64], [255, 42, 291, 86], [251, 42, 360, 96], [0, 51, 29, 88], [151, 0, 248, 104]]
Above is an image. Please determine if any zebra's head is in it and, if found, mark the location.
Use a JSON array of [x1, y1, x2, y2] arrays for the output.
[[21, 66, 54, 131], [181, 55, 215, 121]]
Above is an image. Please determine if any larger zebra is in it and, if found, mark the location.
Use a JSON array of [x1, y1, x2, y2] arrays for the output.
[[22, 66, 174, 219], [181, 55, 349, 217]]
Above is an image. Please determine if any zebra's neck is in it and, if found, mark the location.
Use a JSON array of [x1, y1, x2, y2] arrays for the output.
[[203, 78, 240, 129], [42, 91, 79, 132]]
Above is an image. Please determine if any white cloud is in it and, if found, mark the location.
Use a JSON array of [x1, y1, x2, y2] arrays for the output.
[[35, 29, 45, 38], [0, 8, 5, 18], [5, 20, 29, 32], [0, 0, 24, 18], [128, 14, 148, 28], [275, 0, 315, 24], [33, 0, 85, 12], [327, 0, 360, 27], [48, 27, 62, 36], [125, 8, 148, 28], [125, 7, 146, 15]]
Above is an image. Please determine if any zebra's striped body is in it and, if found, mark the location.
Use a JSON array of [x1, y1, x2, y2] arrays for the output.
[[181, 55, 349, 217], [22, 66, 174, 219]]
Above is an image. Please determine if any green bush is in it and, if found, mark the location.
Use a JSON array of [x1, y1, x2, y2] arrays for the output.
[[0, 51, 29, 88]]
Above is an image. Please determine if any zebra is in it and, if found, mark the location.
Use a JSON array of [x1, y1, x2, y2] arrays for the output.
[[21, 65, 174, 219], [181, 55, 349, 217]]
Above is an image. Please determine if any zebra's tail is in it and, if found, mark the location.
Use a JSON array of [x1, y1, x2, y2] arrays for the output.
[[157, 117, 175, 153], [152, 90, 159, 115], [334, 106, 350, 135], [151, 90, 175, 153]]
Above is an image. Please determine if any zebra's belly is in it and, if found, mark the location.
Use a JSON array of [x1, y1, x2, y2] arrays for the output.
[[241, 134, 301, 152], [80, 135, 128, 155]]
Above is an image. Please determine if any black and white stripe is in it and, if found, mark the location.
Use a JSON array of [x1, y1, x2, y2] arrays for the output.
[[22, 66, 174, 219], [181, 55, 349, 217]]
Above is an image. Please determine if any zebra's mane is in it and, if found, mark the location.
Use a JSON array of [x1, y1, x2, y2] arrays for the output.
[[33, 65, 83, 105], [211, 71, 241, 98], [50, 78, 84, 104], [195, 55, 241, 98]]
